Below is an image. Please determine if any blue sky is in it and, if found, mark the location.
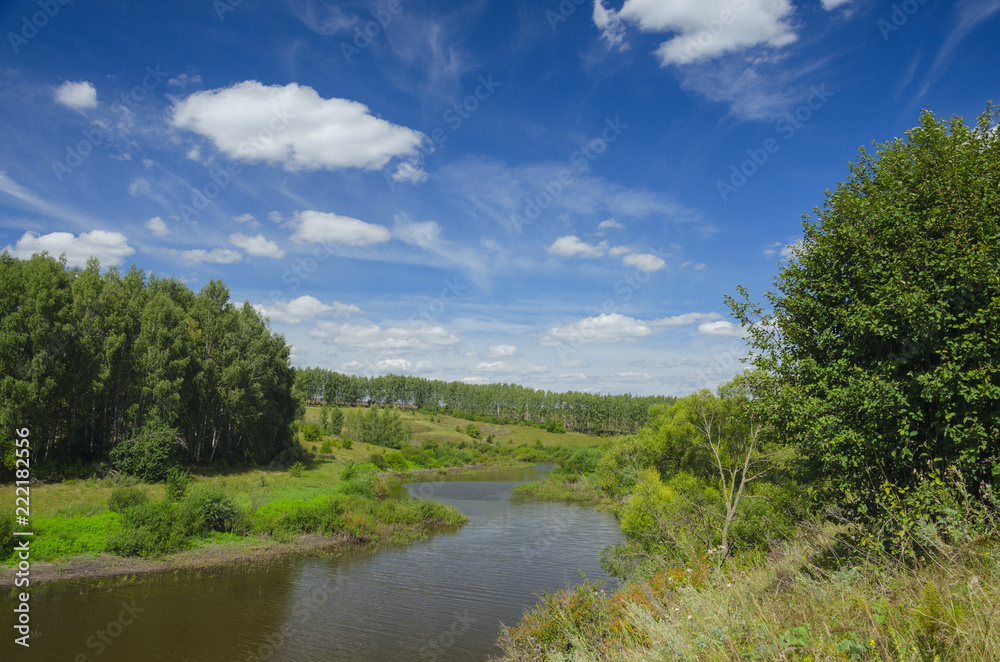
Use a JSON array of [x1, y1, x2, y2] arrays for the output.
[[2, 0, 998, 396]]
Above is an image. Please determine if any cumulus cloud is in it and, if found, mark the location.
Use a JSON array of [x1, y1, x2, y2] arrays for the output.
[[309, 322, 460, 355], [228, 233, 285, 258], [145, 216, 169, 237], [652, 312, 723, 327], [3, 230, 133, 267], [171, 81, 425, 172], [598, 218, 625, 231], [595, 0, 797, 66], [486, 344, 517, 358], [698, 320, 745, 338], [821, 0, 851, 8], [54, 81, 98, 110], [547, 235, 608, 258], [167, 248, 242, 264], [541, 313, 652, 346], [392, 161, 428, 184], [622, 252, 667, 272], [290, 210, 391, 246], [254, 295, 360, 324], [231, 213, 260, 228]]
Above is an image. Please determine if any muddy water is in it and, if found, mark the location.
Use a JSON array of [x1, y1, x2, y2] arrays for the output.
[[4, 465, 623, 661]]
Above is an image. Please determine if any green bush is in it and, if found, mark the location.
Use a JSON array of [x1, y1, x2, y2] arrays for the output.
[[107, 486, 149, 513], [466, 424, 481, 439], [385, 451, 408, 471], [299, 422, 324, 442], [288, 461, 305, 477], [0, 513, 14, 560], [340, 437, 353, 450], [181, 488, 242, 533], [369, 452, 388, 470], [164, 467, 191, 502], [562, 447, 602, 475], [319, 439, 333, 454], [109, 419, 183, 482]]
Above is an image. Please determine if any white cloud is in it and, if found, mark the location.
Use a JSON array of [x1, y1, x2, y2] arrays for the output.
[[145, 216, 169, 237], [171, 81, 425, 172], [598, 218, 624, 231], [340, 360, 366, 372], [290, 210, 391, 246], [475, 361, 509, 371], [652, 312, 722, 327], [608, 245, 632, 257], [54, 81, 98, 110], [821, 0, 851, 8], [3, 230, 133, 267], [232, 213, 260, 228], [309, 322, 460, 355], [547, 235, 608, 258], [168, 248, 242, 264], [698, 320, 745, 338], [229, 233, 286, 258], [594, 0, 628, 50], [612, 371, 652, 381], [622, 252, 667, 272], [168, 73, 203, 87], [486, 344, 517, 358], [541, 313, 652, 346], [394, 219, 441, 247], [597, 0, 797, 66], [462, 377, 489, 385], [254, 295, 359, 324], [376, 358, 413, 372], [392, 161, 428, 184]]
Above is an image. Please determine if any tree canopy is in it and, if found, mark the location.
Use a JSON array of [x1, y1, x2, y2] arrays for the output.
[[729, 104, 1000, 525]]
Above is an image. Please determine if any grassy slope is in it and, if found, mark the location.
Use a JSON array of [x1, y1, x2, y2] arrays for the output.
[[302, 405, 600, 449]]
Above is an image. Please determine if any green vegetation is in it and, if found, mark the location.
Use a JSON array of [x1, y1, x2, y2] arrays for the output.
[[0, 257, 296, 474], [498, 106, 1000, 661], [294, 367, 675, 436]]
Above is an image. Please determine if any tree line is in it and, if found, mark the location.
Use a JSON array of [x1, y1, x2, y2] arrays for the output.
[[293, 367, 675, 436], [1, 254, 298, 471]]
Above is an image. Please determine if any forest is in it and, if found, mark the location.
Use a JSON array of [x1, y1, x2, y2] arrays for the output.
[[293, 367, 671, 436], [0, 255, 298, 471]]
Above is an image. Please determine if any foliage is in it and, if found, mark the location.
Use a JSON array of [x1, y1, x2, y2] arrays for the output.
[[287, 461, 305, 477], [0, 255, 297, 472], [298, 422, 324, 443], [368, 452, 388, 470], [163, 467, 191, 501], [344, 406, 411, 449], [107, 485, 149, 513], [109, 419, 184, 482], [728, 104, 1000, 541], [293, 366, 676, 436], [465, 424, 481, 439], [179, 487, 242, 533]]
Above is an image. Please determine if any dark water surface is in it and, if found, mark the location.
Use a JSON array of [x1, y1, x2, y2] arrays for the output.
[[5, 466, 623, 661]]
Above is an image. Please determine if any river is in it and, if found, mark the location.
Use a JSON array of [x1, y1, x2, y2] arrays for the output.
[[6, 465, 623, 661]]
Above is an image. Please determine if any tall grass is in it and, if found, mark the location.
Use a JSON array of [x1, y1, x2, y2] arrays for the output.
[[496, 524, 1000, 661]]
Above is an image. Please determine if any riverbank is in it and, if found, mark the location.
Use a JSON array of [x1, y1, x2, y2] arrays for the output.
[[4, 454, 565, 586]]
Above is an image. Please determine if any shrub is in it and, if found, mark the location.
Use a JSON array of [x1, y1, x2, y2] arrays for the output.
[[164, 467, 191, 502], [319, 440, 333, 454], [369, 452, 388, 470], [288, 461, 305, 478], [385, 451, 408, 471], [107, 486, 149, 513], [299, 422, 324, 442], [109, 419, 183, 482], [181, 488, 241, 533], [562, 447, 602, 475], [465, 424, 481, 439], [340, 437, 353, 450], [0, 514, 14, 560]]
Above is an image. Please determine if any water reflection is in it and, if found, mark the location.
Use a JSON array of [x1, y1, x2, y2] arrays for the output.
[[5, 465, 622, 661]]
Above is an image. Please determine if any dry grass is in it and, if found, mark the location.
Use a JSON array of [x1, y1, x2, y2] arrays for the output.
[[496, 525, 1000, 662]]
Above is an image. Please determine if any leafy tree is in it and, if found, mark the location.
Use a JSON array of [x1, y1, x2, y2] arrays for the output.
[[729, 105, 1000, 533]]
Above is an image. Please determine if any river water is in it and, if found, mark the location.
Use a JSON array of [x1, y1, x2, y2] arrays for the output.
[[6, 465, 623, 661]]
